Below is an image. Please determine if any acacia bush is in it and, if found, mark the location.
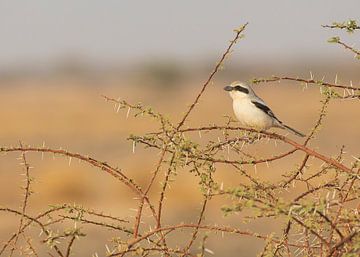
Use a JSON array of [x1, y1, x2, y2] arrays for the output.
[[1, 21, 359, 257]]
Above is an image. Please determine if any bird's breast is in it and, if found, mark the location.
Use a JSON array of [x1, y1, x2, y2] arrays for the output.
[[232, 99, 273, 129]]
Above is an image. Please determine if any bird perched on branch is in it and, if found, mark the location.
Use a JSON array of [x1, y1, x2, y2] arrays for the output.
[[224, 81, 305, 137]]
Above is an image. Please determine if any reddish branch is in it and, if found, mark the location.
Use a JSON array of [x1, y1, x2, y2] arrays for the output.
[[65, 236, 76, 257], [178, 126, 354, 174], [108, 223, 315, 256], [282, 95, 330, 187], [176, 23, 248, 129], [0, 208, 65, 257], [0, 206, 66, 255], [335, 39, 360, 58], [132, 145, 169, 250], [327, 230, 359, 257], [252, 76, 360, 91], [0, 146, 159, 225], [157, 154, 176, 229], [182, 196, 209, 256], [133, 135, 299, 166], [11, 145, 32, 256]]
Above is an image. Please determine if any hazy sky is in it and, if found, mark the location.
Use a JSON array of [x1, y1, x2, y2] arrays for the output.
[[0, 1, 359, 70]]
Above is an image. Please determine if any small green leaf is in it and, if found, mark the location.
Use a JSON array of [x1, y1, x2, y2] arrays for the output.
[[328, 36, 340, 43]]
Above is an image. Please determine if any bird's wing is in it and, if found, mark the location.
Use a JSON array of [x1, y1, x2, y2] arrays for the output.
[[251, 100, 281, 123]]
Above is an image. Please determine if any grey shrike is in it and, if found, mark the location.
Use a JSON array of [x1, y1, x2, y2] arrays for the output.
[[224, 81, 305, 137]]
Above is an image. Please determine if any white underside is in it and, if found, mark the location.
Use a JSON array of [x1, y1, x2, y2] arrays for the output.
[[233, 98, 275, 130]]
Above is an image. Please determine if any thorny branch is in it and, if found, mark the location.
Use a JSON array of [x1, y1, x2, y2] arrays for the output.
[[176, 23, 248, 129], [252, 76, 360, 91], [322, 20, 360, 32], [10, 142, 33, 257], [327, 36, 360, 59]]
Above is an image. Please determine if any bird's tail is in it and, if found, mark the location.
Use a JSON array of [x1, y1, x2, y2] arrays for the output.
[[279, 123, 305, 137]]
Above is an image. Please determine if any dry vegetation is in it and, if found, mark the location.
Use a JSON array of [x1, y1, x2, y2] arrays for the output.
[[0, 21, 359, 257]]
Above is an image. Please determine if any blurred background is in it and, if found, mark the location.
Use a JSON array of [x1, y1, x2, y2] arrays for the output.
[[0, 1, 359, 256]]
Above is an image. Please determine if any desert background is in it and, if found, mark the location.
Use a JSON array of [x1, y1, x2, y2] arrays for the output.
[[0, 1, 359, 256]]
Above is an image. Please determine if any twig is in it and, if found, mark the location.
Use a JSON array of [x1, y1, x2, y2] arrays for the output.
[[252, 76, 360, 91], [10, 143, 33, 256], [65, 236, 76, 257], [327, 230, 359, 257], [176, 23, 248, 129], [177, 126, 354, 174], [0, 207, 65, 257]]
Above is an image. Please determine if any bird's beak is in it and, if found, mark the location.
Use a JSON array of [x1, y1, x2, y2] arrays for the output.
[[223, 86, 233, 91]]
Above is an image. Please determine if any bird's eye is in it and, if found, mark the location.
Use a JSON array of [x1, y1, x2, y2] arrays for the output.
[[234, 85, 249, 94]]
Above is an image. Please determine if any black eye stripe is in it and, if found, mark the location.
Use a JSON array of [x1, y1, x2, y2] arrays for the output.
[[234, 85, 249, 94]]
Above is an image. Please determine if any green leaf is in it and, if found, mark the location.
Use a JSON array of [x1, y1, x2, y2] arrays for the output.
[[327, 36, 340, 43]]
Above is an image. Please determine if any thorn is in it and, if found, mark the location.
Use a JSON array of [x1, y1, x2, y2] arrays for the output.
[[205, 248, 215, 255], [351, 156, 360, 162], [241, 141, 245, 150], [105, 244, 111, 254], [332, 190, 336, 199], [42, 142, 46, 161]]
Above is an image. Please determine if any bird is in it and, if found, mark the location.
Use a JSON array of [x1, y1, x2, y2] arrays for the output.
[[224, 81, 305, 137]]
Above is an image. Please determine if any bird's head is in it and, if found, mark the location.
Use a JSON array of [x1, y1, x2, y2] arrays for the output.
[[223, 81, 253, 100]]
